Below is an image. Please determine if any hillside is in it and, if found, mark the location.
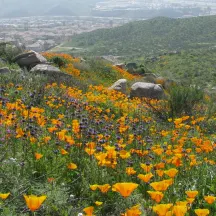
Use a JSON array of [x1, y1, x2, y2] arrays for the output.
[[0, 48, 216, 215], [144, 48, 216, 88], [64, 15, 216, 59]]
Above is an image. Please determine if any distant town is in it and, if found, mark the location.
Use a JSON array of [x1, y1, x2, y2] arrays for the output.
[[0, 16, 131, 52], [94, 0, 216, 15]]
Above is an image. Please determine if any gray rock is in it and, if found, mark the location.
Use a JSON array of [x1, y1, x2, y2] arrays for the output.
[[30, 64, 61, 75], [108, 79, 127, 94], [114, 63, 126, 70], [0, 67, 11, 74], [13, 51, 47, 68], [130, 82, 164, 99]]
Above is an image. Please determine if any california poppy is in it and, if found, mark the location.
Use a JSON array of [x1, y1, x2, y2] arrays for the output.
[[164, 168, 178, 178], [83, 206, 94, 216], [150, 180, 172, 191], [67, 163, 77, 170], [194, 209, 210, 216], [112, 182, 138, 198], [97, 184, 111, 193], [95, 201, 103, 206], [35, 153, 43, 160], [23, 195, 47, 212], [138, 173, 153, 183], [152, 203, 173, 216], [204, 195, 215, 204], [147, 191, 164, 203], [185, 191, 198, 198], [0, 193, 10, 200], [172, 205, 188, 216], [123, 204, 142, 216], [126, 167, 137, 175]]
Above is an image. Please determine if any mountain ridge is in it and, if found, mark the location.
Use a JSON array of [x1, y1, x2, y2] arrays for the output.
[[63, 15, 216, 59]]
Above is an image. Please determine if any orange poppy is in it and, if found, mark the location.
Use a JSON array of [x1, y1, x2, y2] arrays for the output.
[[140, 163, 152, 172], [97, 184, 111, 193], [23, 195, 47, 212], [147, 191, 164, 203], [185, 191, 198, 198], [194, 209, 210, 216], [126, 167, 137, 175], [122, 204, 142, 216], [172, 205, 188, 216], [83, 206, 94, 216], [67, 163, 77, 170], [112, 182, 138, 198], [35, 153, 43, 160], [150, 180, 171, 191], [137, 173, 154, 183], [204, 195, 215, 204], [164, 168, 178, 178], [152, 204, 173, 216]]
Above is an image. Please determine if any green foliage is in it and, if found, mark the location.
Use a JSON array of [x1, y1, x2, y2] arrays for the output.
[[145, 48, 216, 88], [168, 85, 204, 118], [49, 56, 68, 68], [64, 15, 216, 59], [0, 43, 23, 64]]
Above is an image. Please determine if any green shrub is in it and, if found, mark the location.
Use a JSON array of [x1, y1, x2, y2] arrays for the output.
[[49, 56, 68, 68], [0, 43, 23, 64], [168, 85, 204, 118]]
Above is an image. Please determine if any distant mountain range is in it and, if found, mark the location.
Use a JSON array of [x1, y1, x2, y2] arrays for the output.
[[0, 0, 101, 18], [63, 15, 216, 59]]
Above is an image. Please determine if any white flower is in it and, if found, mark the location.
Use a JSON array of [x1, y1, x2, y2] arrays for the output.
[[77, 213, 83, 216]]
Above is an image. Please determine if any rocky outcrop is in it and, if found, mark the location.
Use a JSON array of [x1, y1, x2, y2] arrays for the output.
[[108, 79, 127, 94], [30, 64, 61, 75], [13, 51, 47, 68], [130, 82, 164, 99], [0, 67, 11, 74]]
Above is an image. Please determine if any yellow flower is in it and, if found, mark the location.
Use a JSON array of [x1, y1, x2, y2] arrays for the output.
[[83, 206, 94, 216], [185, 191, 198, 198], [60, 148, 68, 155], [95, 201, 103, 206], [186, 198, 195, 204], [140, 163, 152, 172], [152, 204, 173, 216], [194, 209, 210, 216], [35, 153, 43, 160], [97, 184, 111, 193], [90, 185, 99, 191], [150, 180, 172, 192], [0, 193, 10, 200], [67, 163, 77, 170], [137, 173, 154, 183], [90, 184, 111, 193], [147, 191, 164, 203], [126, 167, 137, 175], [119, 150, 131, 159], [204, 195, 215, 204], [123, 204, 142, 216], [112, 182, 138, 198], [164, 168, 178, 178], [172, 205, 188, 216], [23, 195, 47, 212]]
